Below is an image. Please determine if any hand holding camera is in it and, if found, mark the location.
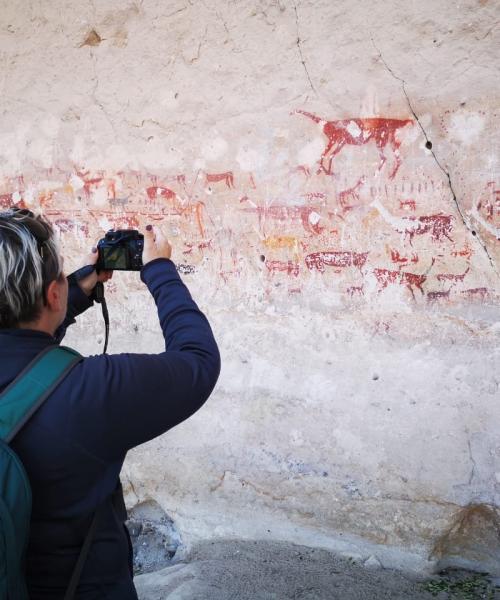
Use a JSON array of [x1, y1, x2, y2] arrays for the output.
[[142, 225, 172, 265], [76, 250, 113, 297], [75, 226, 171, 300], [95, 226, 171, 272], [78, 226, 172, 353]]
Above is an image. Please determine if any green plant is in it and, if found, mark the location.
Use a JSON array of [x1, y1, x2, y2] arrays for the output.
[[423, 573, 500, 599]]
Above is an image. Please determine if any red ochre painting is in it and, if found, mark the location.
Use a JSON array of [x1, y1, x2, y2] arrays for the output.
[[0, 111, 498, 306]]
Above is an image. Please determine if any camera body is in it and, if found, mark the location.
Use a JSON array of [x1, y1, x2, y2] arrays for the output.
[[96, 229, 144, 271]]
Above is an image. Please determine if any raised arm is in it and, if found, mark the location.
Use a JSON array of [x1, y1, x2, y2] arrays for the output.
[[62, 228, 221, 461], [55, 251, 113, 341], [54, 276, 94, 342]]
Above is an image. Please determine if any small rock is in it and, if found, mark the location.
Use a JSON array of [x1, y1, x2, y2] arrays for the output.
[[364, 555, 382, 569], [127, 520, 143, 537], [340, 552, 364, 563]]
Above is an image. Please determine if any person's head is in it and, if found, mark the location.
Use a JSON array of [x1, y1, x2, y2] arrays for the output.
[[0, 208, 67, 333]]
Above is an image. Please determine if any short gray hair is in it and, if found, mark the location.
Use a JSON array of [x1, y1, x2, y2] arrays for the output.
[[0, 209, 63, 328]]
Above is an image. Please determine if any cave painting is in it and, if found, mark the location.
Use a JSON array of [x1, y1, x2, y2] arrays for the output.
[[0, 127, 496, 308], [266, 260, 300, 277], [293, 110, 413, 178], [305, 251, 369, 273], [371, 198, 453, 242], [240, 201, 324, 235], [471, 181, 500, 240], [146, 184, 206, 236], [204, 171, 235, 189], [373, 268, 426, 299]]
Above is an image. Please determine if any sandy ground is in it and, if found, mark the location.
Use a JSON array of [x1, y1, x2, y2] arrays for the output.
[[134, 539, 444, 600]]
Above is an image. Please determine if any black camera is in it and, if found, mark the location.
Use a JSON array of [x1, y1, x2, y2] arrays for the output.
[[96, 229, 144, 271]]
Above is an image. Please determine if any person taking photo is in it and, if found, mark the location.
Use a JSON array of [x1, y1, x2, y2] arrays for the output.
[[0, 207, 221, 599]]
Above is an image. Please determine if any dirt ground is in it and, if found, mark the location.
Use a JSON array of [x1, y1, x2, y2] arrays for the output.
[[133, 539, 500, 600]]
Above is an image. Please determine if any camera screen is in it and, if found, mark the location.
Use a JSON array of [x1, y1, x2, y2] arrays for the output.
[[102, 246, 128, 270]]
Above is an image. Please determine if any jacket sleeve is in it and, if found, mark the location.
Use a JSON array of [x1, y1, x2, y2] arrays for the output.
[[65, 259, 221, 461], [54, 276, 94, 342]]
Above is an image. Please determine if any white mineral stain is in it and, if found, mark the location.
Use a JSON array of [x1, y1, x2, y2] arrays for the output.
[[70, 174, 84, 191], [112, 176, 123, 192], [449, 112, 485, 146], [308, 211, 321, 226], [370, 197, 420, 235], [23, 187, 36, 205], [346, 120, 362, 138], [92, 186, 108, 206], [98, 216, 113, 231], [237, 145, 266, 172]]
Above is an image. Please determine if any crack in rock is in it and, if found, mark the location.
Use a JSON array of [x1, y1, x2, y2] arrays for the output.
[[126, 118, 170, 132], [292, 1, 318, 99], [183, 25, 207, 65], [128, 475, 140, 504], [467, 438, 477, 486], [371, 37, 498, 277], [166, 6, 188, 19], [90, 50, 117, 137]]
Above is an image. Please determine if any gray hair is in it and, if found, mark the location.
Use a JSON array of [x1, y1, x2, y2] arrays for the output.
[[0, 209, 63, 328]]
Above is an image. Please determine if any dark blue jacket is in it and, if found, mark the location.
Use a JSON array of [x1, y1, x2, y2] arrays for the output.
[[1, 258, 220, 599]]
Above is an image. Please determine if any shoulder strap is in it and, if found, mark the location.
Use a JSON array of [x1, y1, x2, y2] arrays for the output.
[[0, 345, 82, 444], [63, 509, 100, 600]]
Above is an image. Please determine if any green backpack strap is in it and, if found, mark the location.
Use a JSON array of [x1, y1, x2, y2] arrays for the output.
[[0, 346, 82, 444], [0, 345, 82, 600]]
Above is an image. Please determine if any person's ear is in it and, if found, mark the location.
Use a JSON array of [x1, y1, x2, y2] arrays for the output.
[[45, 279, 64, 312]]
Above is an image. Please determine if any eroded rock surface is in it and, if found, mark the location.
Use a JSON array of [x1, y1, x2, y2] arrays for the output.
[[432, 503, 500, 576], [126, 501, 182, 575]]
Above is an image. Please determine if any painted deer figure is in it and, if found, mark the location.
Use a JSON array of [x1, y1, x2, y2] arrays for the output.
[[293, 110, 413, 179]]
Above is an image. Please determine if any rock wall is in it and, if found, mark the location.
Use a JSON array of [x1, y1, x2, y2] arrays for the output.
[[1, 0, 499, 573]]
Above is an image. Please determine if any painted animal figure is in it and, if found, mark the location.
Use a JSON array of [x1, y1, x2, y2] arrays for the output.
[[146, 186, 206, 237], [75, 170, 105, 197], [205, 171, 234, 189], [338, 177, 365, 212], [146, 186, 177, 202], [305, 251, 369, 272], [373, 268, 426, 299], [293, 110, 413, 179]]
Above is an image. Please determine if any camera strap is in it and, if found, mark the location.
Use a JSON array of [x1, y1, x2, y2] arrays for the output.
[[93, 282, 109, 354], [70, 267, 110, 354]]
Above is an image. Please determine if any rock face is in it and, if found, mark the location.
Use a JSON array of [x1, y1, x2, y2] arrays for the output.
[[432, 504, 500, 576], [126, 501, 181, 575], [0, 0, 498, 574]]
